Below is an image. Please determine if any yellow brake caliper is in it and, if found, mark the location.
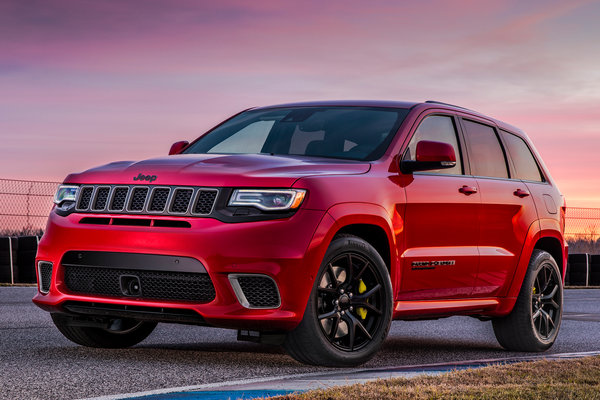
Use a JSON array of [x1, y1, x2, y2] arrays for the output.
[[357, 279, 368, 320]]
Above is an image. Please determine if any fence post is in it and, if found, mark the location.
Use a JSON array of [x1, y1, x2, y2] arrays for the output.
[[8, 237, 14, 285], [586, 253, 590, 287]]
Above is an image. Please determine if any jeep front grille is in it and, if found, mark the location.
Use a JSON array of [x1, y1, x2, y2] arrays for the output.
[[74, 185, 218, 217]]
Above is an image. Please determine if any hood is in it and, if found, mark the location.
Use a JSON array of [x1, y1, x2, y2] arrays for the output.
[[64, 153, 371, 187]]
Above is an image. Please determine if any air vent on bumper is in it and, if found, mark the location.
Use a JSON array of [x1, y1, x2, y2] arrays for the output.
[[229, 274, 281, 309]]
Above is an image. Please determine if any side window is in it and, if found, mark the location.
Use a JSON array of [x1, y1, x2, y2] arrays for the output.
[[501, 130, 543, 182], [404, 115, 463, 175], [462, 120, 508, 179]]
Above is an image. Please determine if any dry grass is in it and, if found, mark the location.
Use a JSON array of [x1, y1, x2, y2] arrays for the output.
[[273, 356, 600, 400]]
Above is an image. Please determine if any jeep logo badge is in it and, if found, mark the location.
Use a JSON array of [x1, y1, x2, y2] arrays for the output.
[[133, 173, 157, 183]]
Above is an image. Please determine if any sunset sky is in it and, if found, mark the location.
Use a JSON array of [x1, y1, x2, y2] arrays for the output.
[[1, 0, 599, 207]]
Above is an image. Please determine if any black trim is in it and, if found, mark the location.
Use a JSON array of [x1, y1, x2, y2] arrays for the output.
[[61, 301, 207, 325], [61, 251, 207, 274]]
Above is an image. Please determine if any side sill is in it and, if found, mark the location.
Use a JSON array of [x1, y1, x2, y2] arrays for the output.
[[393, 298, 500, 319]]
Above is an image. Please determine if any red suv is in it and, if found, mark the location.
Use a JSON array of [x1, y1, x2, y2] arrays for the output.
[[34, 101, 567, 367]]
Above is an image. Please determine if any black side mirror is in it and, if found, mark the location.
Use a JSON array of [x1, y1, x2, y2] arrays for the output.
[[400, 140, 457, 174]]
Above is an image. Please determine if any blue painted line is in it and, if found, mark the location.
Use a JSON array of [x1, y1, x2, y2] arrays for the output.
[[129, 389, 301, 400]]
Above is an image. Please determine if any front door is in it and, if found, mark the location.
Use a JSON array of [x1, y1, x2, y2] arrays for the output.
[[398, 114, 481, 300]]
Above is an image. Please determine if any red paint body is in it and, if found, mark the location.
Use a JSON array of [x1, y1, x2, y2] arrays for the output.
[[33, 101, 566, 331]]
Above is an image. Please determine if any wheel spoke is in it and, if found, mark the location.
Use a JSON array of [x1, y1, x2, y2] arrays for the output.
[[318, 286, 338, 295], [347, 312, 372, 339], [541, 284, 558, 301], [346, 314, 356, 351], [329, 314, 340, 339], [541, 267, 551, 294], [352, 301, 382, 315], [346, 254, 354, 284], [532, 308, 541, 320], [354, 284, 381, 302], [326, 263, 339, 289], [318, 310, 338, 320], [355, 261, 370, 282], [542, 309, 551, 336]]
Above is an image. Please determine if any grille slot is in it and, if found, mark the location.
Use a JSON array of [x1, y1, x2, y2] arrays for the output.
[[194, 190, 218, 215], [110, 187, 129, 211], [64, 265, 216, 303], [128, 187, 149, 211], [77, 187, 94, 210], [38, 262, 53, 294], [92, 187, 110, 210], [229, 274, 281, 309], [170, 189, 193, 213], [149, 188, 170, 212]]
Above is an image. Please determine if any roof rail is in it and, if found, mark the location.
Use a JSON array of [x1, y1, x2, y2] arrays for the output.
[[424, 100, 475, 112]]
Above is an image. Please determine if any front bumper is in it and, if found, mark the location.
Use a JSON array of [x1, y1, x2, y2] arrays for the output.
[[33, 208, 331, 331]]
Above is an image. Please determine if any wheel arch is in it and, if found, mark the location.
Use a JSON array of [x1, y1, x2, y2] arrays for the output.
[[494, 224, 565, 316], [334, 224, 392, 273], [533, 236, 565, 280], [325, 203, 399, 281]]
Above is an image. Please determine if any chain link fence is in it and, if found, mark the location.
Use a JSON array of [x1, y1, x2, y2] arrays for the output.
[[0, 177, 599, 240], [0, 178, 60, 236]]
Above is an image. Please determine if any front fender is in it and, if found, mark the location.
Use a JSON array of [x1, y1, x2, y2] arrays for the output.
[[326, 202, 400, 291]]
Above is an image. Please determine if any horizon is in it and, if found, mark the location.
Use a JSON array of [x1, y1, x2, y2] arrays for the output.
[[1, 0, 599, 207]]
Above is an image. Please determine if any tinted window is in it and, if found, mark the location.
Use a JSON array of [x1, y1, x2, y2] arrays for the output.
[[462, 120, 508, 179], [184, 107, 409, 161], [403, 115, 462, 175], [501, 130, 543, 182]]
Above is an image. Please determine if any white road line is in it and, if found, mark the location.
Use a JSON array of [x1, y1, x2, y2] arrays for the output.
[[80, 350, 600, 400]]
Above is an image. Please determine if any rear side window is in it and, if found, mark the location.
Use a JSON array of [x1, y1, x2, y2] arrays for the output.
[[403, 115, 463, 175], [462, 120, 508, 179], [501, 130, 544, 182]]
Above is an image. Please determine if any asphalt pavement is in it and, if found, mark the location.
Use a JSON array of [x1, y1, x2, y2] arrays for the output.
[[1, 287, 599, 400]]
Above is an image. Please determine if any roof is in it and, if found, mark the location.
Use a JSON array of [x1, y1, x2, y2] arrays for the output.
[[252, 100, 420, 110], [251, 100, 524, 135]]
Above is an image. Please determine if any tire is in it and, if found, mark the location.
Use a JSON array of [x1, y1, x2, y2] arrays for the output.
[[284, 234, 393, 367], [492, 250, 563, 352], [51, 314, 157, 348]]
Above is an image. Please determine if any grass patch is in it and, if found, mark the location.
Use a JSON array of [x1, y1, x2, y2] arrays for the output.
[[273, 356, 600, 400]]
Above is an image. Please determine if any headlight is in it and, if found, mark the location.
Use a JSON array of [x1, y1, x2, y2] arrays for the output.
[[54, 185, 79, 205], [228, 189, 306, 211]]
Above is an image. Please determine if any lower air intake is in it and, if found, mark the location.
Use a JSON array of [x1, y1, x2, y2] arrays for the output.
[[229, 274, 281, 309], [38, 262, 53, 294], [64, 266, 215, 303]]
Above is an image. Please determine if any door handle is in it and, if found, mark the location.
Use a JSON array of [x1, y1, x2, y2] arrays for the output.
[[514, 189, 530, 198], [458, 185, 478, 195]]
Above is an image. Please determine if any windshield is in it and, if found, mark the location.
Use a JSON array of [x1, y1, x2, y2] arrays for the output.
[[183, 106, 409, 161]]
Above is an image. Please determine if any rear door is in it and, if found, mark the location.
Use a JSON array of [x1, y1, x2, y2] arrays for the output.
[[398, 113, 481, 300], [459, 118, 538, 297]]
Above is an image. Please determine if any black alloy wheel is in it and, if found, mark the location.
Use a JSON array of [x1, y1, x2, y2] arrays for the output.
[[493, 249, 563, 352], [531, 262, 561, 340], [316, 252, 385, 352], [284, 234, 393, 367]]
